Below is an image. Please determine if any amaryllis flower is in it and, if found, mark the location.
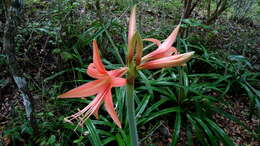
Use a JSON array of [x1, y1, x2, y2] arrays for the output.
[[127, 7, 194, 70], [141, 25, 180, 62], [59, 40, 127, 128], [137, 25, 194, 69]]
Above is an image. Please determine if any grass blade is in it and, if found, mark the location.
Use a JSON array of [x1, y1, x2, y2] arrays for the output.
[[85, 119, 102, 146], [139, 107, 180, 125], [193, 117, 217, 146], [171, 111, 181, 146], [205, 118, 234, 146]]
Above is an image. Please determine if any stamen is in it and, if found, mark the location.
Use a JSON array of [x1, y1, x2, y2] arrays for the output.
[[64, 87, 111, 129]]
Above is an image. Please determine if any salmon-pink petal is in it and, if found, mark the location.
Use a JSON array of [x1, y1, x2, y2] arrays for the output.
[[58, 79, 110, 98], [170, 47, 178, 55], [87, 63, 107, 79], [143, 38, 161, 47], [108, 67, 128, 78], [111, 78, 127, 87], [142, 25, 180, 61], [128, 5, 136, 47], [127, 6, 136, 62], [138, 52, 194, 69], [159, 24, 180, 51], [104, 90, 122, 128], [93, 40, 107, 74], [156, 47, 178, 57], [143, 47, 178, 61]]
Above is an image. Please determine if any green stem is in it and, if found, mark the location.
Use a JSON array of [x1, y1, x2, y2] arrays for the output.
[[177, 67, 184, 104], [126, 68, 139, 146]]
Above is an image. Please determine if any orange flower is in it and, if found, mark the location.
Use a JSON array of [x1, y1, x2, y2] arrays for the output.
[[137, 25, 194, 70], [59, 40, 127, 128], [127, 6, 194, 70], [142, 25, 180, 62]]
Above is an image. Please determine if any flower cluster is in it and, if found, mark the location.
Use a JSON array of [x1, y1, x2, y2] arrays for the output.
[[59, 6, 194, 128]]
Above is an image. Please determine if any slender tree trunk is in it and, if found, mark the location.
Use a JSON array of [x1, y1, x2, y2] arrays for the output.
[[3, 0, 37, 131], [207, 0, 211, 18], [205, 0, 229, 24], [181, 0, 201, 38], [182, 0, 201, 19], [182, 0, 192, 18]]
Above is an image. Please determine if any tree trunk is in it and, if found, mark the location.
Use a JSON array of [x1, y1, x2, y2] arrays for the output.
[[182, 0, 201, 19], [3, 0, 37, 131], [205, 0, 229, 24], [207, 0, 211, 18]]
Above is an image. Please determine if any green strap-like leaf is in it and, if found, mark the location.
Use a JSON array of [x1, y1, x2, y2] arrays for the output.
[[136, 95, 151, 118], [205, 118, 235, 146], [193, 117, 217, 146], [187, 114, 208, 145], [171, 111, 181, 146], [139, 107, 180, 125], [85, 119, 102, 146]]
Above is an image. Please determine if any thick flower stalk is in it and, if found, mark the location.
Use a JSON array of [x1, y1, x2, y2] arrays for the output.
[[125, 5, 139, 146], [126, 6, 194, 146], [59, 40, 127, 128]]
